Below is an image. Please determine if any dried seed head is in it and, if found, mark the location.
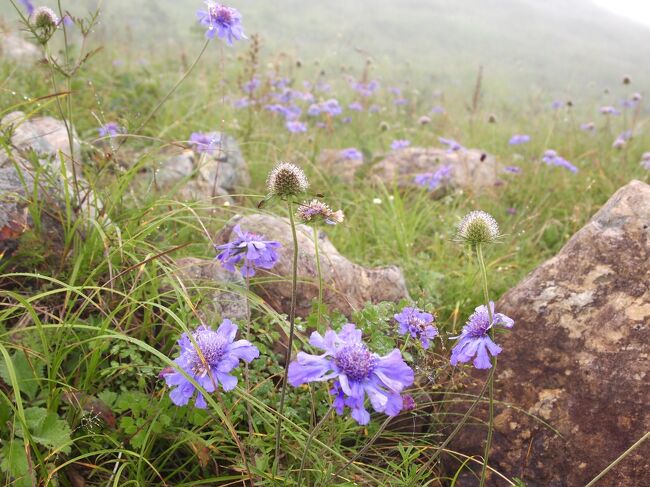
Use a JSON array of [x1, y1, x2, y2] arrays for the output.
[[488, 113, 498, 124], [379, 121, 390, 132], [456, 211, 500, 246], [623, 75, 631, 85], [266, 162, 309, 198]]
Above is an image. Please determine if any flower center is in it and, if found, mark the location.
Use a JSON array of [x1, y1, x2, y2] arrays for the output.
[[408, 317, 427, 335], [466, 317, 491, 338], [335, 343, 376, 381], [190, 330, 228, 376], [210, 5, 233, 25]]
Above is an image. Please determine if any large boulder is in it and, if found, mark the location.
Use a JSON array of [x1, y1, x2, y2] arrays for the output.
[[0, 26, 40, 63], [451, 180, 650, 486], [149, 134, 250, 202], [370, 147, 502, 195], [214, 214, 410, 318]]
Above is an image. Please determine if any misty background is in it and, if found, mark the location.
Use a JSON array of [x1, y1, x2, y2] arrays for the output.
[[3, 0, 650, 98]]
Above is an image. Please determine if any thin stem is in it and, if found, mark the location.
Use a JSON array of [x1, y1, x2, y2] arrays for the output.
[[584, 430, 650, 487], [273, 200, 300, 473], [295, 407, 334, 486], [243, 275, 255, 460], [312, 225, 324, 329], [476, 243, 494, 487]]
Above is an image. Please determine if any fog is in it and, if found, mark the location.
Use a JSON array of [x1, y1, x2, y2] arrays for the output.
[[3, 0, 650, 95]]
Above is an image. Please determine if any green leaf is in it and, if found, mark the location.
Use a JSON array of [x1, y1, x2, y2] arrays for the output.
[[0, 350, 43, 400], [0, 441, 33, 487], [18, 407, 72, 455]]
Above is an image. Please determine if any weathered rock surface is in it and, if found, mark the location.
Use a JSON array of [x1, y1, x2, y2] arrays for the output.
[[318, 149, 365, 184], [371, 147, 502, 195], [0, 26, 40, 63], [451, 180, 650, 486], [214, 214, 410, 317], [149, 135, 250, 201], [173, 257, 249, 323]]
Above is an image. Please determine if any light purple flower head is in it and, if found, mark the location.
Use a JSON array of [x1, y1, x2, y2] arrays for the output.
[[190, 131, 221, 153], [197, 1, 246, 45], [20, 0, 35, 15], [612, 130, 633, 149], [431, 106, 445, 114], [599, 106, 620, 116], [542, 150, 578, 173], [391, 139, 411, 151], [450, 302, 513, 369], [368, 104, 381, 114], [215, 225, 281, 277], [286, 120, 307, 133], [640, 152, 650, 170], [580, 122, 595, 132], [394, 307, 438, 349], [394, 98, 408, 106], [163, 320, 259, 408], [414, 164, 453, 191], [551, 100, 563, 110], [439, 137, 464, 152], [98, 122, 123, 138], [353, 80, 380, 97], [322, 99, 342, 117], [340, 147, 363, 161], [288, 323, 414, 425], [509, 134, 530, 145], [243, 77, 260, 94], [504, 165, 521, 174], [348, 101, 363, 112]]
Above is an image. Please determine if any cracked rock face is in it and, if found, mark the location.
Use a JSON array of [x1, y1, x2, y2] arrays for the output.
[[451, 180, 650, 486], [371, 147, 503, 195], [214, 214, 410, 318]]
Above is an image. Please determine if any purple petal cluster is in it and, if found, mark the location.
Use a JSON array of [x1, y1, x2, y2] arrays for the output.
[[439, 137, 464, 152], [197, 1, 246, 45], [394, 307, 438, 349], [612, 130, 632, 149], [19, 0, 35, 15], [163, 320, 259, 408], [340, 147, 363, 161], [215, 225, 281, 277], [308, 99, 343, 117], [580, 122, 595, 132], [190, 131, 221, 153], [640, 152, 650, 170], [352, 80, 380, 97], [504, 165, 521, 174], [508, 134, 530, 145], [288, 323, 414, 425], [414, 164, 453, 191], [599, 106, 620, 116], [542, 150, 578, 173], [450, 302, 513, 369], [286, 120, 308, 133], [391, 139, 411, 151], [98, 122, 123, 138]]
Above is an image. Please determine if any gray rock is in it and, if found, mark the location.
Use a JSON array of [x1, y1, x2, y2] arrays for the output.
[[451, 180, 650, 486], [215, 213, 410, 318], [0, 27, 40, 63], [318, 149, 365, 184], [371, 147, 503, 196], [174, 257, 249, 323]]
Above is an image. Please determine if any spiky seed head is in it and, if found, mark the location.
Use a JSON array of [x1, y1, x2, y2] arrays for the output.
[[488, 113, 497, 124], [266, 162, 309, 198], [456, 211, 500, 246], [379, 121, 390, 132], [32, 6, 59, 29], [623, 75, 631, 85]]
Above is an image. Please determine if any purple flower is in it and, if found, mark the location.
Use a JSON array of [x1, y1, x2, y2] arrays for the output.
[[19, 0, 35, 15], [233, 97, 250, 109], [394, 307, 438, 349], [430, 106, 445, 114], [414, 164, 453, 191], [599, 106, 620, 116], [286, 120, 307, 133], [353, 80, 380, 97], [640, 152, 650, 170], [348, 101, 363, 112], [506, 207, 517, 215], [394, 98, 408, 106], [551, 100, 563, 110], [613, 130, 632, 149], [389, 87, 402, 96], [288, 323, 414, 425], [580, 122, 595, 132], [190, 131, 221, 153], [163, 320, 259, 408], [504, 165, 521, 174], [439, 137, 464, 152], [368, 104, 381, 114], [322, 99, 342, 116], [509, 134, 530, 145], [243, 77, 260, 94], [542, 150, 578, 173], [391, 139, 411, 151], [450, 302, 513, 369], [197, 1, 246, 45], [215, 224, 281, 277], [340, 147, 363, 161], [98, 122, 123, 138]]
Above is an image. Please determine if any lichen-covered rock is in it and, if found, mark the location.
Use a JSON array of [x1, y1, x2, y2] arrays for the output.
[[371, 147, 502, 195], [214, 214, 410, 317], [149, 134, 250, 201], [318, 149, 365, 184], [451, 180, 650, 486], [173, 257, 249, 323], [0, 27, 40, 63]]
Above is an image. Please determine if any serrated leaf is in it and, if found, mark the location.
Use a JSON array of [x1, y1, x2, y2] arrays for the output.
[[0, 441, 33, 487], [0, 350, 43, 400], [18, 407, 72, 454]]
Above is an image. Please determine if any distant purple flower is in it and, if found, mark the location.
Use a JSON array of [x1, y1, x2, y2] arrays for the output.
[[243, 77, 260, 94], [322, 99, 342, 116], [599, 106, 620, 116], [389, 87, 402, 96], [504, 165, 521, 174], [316, 81, 331, 93], [233, 97, 250, 109], [414, 164, 453, 191], [19, 0, 35, 15], [307, 104, 322, 117], [197, 1, 246, 45], [439, 137, 464, 152], [315, 122, 327, 129], [368, 104, 381, 113], [394, 307, 438, 349], [215, 224, 281, 277], [190, 131, 220, 153], [391, 139, 411, 151], [163, 320, 259, 408], [348, 101, 363, 112], [580, 122, 595, 132], [450, 302, 513, 369], [286, 120, 307, 133], [288, 323, 414, 425], [507, 207, 517, 215], [613, 130, 632, 149], [341, 117, 352, 124], [394, 98, 408, 106], [640, 152, 650, 170], [509, 134, 530, 145], [551, 100, 563, 110], [61, 14, 73, 26], [620, 98, 637, 109], [340, 148, 363, 161], [430, 106, 445, 114], [542, 150, 578, 173], [353, 80, 380, 97], [98, 122, 123, 138]]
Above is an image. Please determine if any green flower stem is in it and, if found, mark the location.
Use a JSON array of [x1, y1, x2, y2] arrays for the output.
[[296, 406, 334, 486], [476, 243, 495, 487], [313, 225, 324, 329], [274, 200, 300, 473]]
